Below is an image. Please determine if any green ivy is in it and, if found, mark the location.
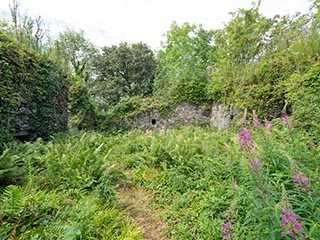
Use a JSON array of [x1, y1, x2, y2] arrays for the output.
[[291, 63, 320, 142], [0, 31, 68, 151]]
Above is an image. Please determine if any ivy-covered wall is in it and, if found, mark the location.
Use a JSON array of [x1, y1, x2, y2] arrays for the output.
[[0, 32, 68, 151]]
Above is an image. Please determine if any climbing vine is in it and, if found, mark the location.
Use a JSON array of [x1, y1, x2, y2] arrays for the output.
[[0, 31, 68, 151]]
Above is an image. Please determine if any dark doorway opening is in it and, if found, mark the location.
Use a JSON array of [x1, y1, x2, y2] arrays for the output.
[[151, 119, 157, 125]]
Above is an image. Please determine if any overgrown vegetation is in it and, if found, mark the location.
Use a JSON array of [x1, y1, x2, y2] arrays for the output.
[[154, 22, 213, 104], [0, 31, 68, 152], [1, 122, 319, 239], [0, 132, 141, 239], [1, 0, 320, 238], [1, 0, 320, 138]]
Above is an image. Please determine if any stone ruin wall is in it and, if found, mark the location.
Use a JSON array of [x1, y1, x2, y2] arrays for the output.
[[127, 102, 231, 131]]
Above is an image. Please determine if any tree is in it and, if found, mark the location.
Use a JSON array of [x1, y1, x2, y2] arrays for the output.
[[207, 3, 275, 107], [153, 22, 214, 104], [1, 0, 48, 52], [51, 29, 98, 81], [207, 1, 319, 120], [93, 42, 156, 111], [49, 29, 98, 129], [214, 2, 273, 64]]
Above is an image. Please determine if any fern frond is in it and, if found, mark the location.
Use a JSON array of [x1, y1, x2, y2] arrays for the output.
[[1, 185, 26, 219]]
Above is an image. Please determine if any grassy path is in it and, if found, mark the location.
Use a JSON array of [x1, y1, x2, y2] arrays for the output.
[[116, 184, 166, 240]]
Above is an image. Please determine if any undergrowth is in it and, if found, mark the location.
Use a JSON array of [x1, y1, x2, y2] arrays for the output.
[[1, 120, 320, 239], [0, 131, 141, 239]]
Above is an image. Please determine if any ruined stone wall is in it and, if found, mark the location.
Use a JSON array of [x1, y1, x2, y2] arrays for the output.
[[128, 102, 231, 131], [210, 103, 230, 130]]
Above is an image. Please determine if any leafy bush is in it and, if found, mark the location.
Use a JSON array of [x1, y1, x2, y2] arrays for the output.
[[290, 63, 320, 143], [97, 96, 169, 133], [68, 76, 96, 130], [208, 8, 320, 121]]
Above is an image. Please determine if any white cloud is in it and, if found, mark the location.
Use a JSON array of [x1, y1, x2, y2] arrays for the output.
[[0, 0, 311, 49]]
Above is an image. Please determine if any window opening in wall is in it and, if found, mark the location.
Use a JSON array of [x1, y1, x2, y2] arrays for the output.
[[151, 119, 156, 125]]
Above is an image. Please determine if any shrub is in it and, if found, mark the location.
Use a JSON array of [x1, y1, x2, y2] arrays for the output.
[[290, 63, 320, 142]]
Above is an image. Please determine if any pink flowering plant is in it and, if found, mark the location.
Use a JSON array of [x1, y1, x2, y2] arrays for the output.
[[238, 128, 264, 177], [253, 118, 262, 130], [278, 186, 307, 239], [236, 126, 277, 237], [221, 220, 233, 240], [222, 117, 320, 239], [280, 208, 305, 239], [281, 115, 293, 128], [293, 171, 313, 195], [238, 128, 255, 153]]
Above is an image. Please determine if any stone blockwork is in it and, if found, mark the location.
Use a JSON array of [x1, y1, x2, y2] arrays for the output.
[[128, 102, 231, 131], [127, 109, 162, 130], [210, 103, 230, 130]]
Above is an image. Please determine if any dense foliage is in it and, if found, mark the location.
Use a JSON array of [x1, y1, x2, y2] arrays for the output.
[[1, 122, 319, 239], [0, 132, 141, 239], [50, 29, 98, 130], [0, 32, 68, 151], [154, 22, 214, 104], [1, 0, 320, 238], [3, 0, 319, 136], [290, 63, 320, 142], [207, 4, 320, 121], [93, 42, 157, 112]]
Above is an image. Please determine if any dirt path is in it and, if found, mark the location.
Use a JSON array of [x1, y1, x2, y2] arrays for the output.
[[116, 185, 166, 240]]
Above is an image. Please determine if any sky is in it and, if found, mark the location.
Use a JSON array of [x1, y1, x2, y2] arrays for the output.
[[0, 0, 311, 50]]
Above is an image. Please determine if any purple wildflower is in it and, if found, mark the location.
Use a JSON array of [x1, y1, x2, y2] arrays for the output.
[[281, 115, 293, 128], [287, 231, 294, 236], [281, 115, 289, 124], [253, 118, 261, 130], [238, 128, 254, 152], [293, 171, 313, 195], [221, 221, 233, 239], [238, 129, 265, 175], [249, 158, 263, 175], [294, 223, 303, 231], [280, 208, 305, 239]]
